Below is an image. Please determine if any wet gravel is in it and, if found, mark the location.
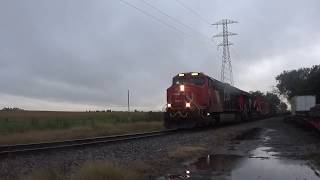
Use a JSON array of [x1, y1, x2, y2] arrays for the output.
[[0, 117, 319, 179], [160, 117, 320, 180]]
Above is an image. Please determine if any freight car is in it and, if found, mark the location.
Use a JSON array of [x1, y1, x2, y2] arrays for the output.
[[164, 72, 270, 129], [310, 105, 320, 131]]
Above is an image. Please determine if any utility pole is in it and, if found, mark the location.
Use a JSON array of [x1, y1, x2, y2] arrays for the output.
[[212, 19, 238, 85], [127, 89, 130, 112]]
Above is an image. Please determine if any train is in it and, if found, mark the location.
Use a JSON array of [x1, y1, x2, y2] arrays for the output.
[[164, 72, 271, 129], [287, 96, 320, 132], [309, 105, 320, 131]]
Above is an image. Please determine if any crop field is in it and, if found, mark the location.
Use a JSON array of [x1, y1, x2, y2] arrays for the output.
[[0, 111, 164, 145]]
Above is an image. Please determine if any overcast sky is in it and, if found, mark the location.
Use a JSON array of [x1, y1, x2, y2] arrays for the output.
[[0, 0, 319, 111]]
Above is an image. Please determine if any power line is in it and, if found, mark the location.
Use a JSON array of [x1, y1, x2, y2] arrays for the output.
[[119, 0, 218, 53], [140, 0, 211, 42], [140, 0, 194, 32], [118, 0, 187, 35], [127, 89, 130, 112], [175, 0, 211, 25]]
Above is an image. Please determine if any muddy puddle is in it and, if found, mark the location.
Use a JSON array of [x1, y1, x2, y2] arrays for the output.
[[232, 127, 264, 141], [160, 149, 319, 180], [159, 128, 320, 180]]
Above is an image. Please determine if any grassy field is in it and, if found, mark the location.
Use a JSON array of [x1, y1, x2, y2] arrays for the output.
[[0, 111, 164, 145], [22, 161, 144, 180], [168, 145, 208, 161]]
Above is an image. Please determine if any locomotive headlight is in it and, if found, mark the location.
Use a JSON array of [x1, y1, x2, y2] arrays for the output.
[[180, 85, 185, 92], [186, 102, 191, 108], [167, 103, 171, 108]]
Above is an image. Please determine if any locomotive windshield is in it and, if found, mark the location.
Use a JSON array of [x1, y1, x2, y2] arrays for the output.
[[173, 76, 205, 86]]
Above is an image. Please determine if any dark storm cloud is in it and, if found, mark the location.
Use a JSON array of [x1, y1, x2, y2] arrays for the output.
[[0, 0, 319, 110]]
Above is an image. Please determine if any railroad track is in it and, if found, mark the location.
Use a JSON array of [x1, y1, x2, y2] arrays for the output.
[[0, 129, 178, 155], [0, 116, 277, 156]]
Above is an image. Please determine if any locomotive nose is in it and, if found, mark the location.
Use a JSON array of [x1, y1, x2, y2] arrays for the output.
[[168, 84, 193, 109]]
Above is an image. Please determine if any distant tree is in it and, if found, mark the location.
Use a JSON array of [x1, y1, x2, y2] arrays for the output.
[[1, 107, 24, 111], [265, 92, 281, 113], [276, 65, 320, 102], [279, 102, 288, 112], [265, 92, 280, 106], [308, 65, 320, 102], [249, 90, 264, 97]]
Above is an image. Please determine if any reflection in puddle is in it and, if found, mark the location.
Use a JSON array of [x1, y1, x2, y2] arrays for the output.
[[160, 147, 320, 180], [232, 128, 264, 141], [249, 147, 278, 159]]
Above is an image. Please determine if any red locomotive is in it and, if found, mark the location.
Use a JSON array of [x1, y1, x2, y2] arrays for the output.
[[165, 72, 270, 128]]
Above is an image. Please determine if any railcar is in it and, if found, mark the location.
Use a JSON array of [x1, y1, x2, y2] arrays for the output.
[[164, 72, 270, 129], [309, 105, 320, 131]]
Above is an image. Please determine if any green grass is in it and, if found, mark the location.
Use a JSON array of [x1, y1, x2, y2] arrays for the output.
[[0, 111, 164, 145], [20, 161, 142, 180], [22, 169, 63, 180], [0, 111, 163, 134], [305, 153, 320, 168], [71, 161, 140, 180], [168, 145, 208, 161]]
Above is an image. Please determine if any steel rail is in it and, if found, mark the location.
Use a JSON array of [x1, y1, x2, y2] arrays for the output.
[[0, 129, 178, 155], [0, 116, 278, 156]]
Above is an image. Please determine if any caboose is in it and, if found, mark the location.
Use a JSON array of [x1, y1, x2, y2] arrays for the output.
[[165, 72, 267, 128]]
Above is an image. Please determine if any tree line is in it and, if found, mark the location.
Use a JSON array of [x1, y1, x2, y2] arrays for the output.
[[1, 107, 25, 111], [249, 64, 319, 112], [276, 65, 320, 103]]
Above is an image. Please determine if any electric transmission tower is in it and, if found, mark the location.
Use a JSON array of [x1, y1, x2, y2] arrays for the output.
[[212, 19, 238, 85]]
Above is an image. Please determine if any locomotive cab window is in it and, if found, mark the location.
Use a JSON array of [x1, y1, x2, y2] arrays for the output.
[[173, 76, 205, 86]]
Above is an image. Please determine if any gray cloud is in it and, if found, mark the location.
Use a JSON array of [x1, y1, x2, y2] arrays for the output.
[[0, 0, 319, 111]]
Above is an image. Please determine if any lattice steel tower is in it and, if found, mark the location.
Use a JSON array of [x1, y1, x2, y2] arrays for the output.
[[212, 19, 238, 85]]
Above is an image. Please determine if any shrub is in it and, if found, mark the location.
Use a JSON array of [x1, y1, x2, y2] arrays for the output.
[[71, 162, 140, 180]]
